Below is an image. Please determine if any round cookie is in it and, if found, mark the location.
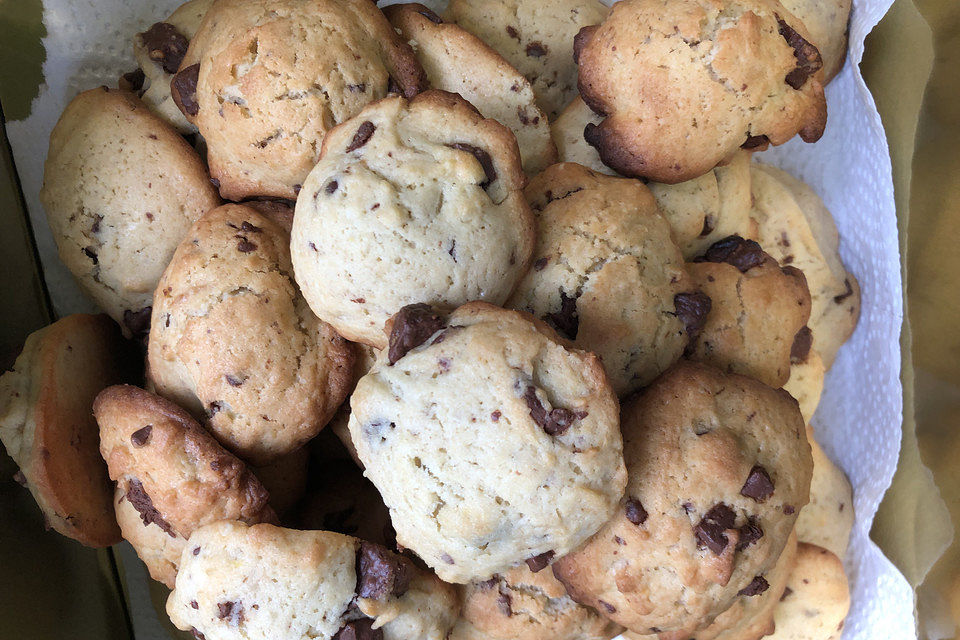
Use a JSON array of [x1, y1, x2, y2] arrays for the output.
[[777, 0, 850, 82], [95, 385, 277, 547], [39, 88, 220, 339], [114, 487, 186, 588], [148, 203, 355, 465], [173, 0, 427, 200], [749, 164, 860, 369], [250, 446, 310, 519], [574, 0, 827, 183], [132, 0, 215, 133], [795, 425, 853, 559], [552, 362, 812, 636], [505, 162, 698, 396], [385, 3, 557, 175], [446, 0, 609, 119], [686, 236, 812, 388], [291, 91, 535, 348], [0, 314, 136, 547], [450, 564, 624, 640], [167, 521, 459, 640], [767, 543, 850, 640], [349, 302, 626, 583], [551, 98, 755, 259], [784, 349, 825, 424]]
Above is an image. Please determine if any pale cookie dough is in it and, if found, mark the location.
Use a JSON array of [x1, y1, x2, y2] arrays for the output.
[[349, 302, 626, 583], [777, 0, 850, 82], [795, 425, 853, 559], [767, 543, 850, 640], [505, 162, 698, 396], [446, 0, 610, 118], [385, 3, 557, 175], [0, 314, 135, 547], [148, 203, 355, 465], [39, 87, 220, 339], [291, 91, 534, 348], [114, 486, 186, 587], [552, 362, 812, 636], [784, 349, 825, 424]]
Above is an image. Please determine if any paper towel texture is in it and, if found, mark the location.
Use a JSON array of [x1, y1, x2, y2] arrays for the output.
[[4, 0, 915, 637]]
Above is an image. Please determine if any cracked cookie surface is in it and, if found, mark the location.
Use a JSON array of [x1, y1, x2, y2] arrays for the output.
[[552, 361, 811, 636], [505, 162, 694, 396], [148, 203, 354, 465], [348, 302, 625, 583], [575, 0, 828, 182], [177, 0, 426, 200], [291, 91, 534, 349], [39, 87, 220, 339]]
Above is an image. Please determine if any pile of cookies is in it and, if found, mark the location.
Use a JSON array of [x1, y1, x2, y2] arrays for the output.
[[0, 0, 862, 638]]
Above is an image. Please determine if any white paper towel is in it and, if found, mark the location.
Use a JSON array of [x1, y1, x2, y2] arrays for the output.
[[4, 0, 915, 638]]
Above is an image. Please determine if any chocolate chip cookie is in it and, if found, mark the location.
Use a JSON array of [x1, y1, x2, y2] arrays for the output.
[[768, 543, 849, 640], [114, 486, 187, 587], [385, 3, 557, 175], [784, 349, 825, 424], [778, 0, 850, 82], [796, 425, 853, 559], [148, 203, 355, 465], [174, 0, 426, 200], [552, 361, 812, 636], [0, 314, 137, 547], [575, 0, 828, 182], [349, 302, 625, 583], [40, 88, 220, 339], [505, 162, 697, 396], [291, 91, 535, 348], [167, 521, 459, 640]]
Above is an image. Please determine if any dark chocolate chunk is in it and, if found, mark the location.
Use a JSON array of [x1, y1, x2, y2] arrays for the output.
[[674, 292, 712, 342], [695, 503, 737, 554], [478, 577, 498, 590], [447, 143, 497, 188], [236, 237, 258, 252], [441, 553, 455, 564], [740, 466, 775, 502], [120, 68, 146, 92], [193, 546, 201, 555], [126, 478, 176, 537], [698, 235, 769, 272], [742, 134, 770, 150], [91, 214, 103, 234], [737, 576, 770, 597], [776, 16, 823, 90], [525, 41, 547, 57], [240, 221, 262, 233], [388, 303, 445, 364], [783, 504, 795, 515], [737, 519, 764, 550], [190, 600, 199, 609], [525, 550, 554, 573], [333, 619, 383, 640], [346, 121, 376, 152], [326, 180, 339, 195], [625, 498, 648, 526], [130, 425, 153, 447], [217, 601, 244, 625], [704, 503, 737, 529], [780, 586, 793, 601], [700, 215, 716, 237], [139, 22, 189, 74], [790, 326, 813, 364], [534, 257, 549, 271], [545, 289, 579, 340], [225, 374, 244, 387], [207, 401, 223, 417], [123, 306, 153, 338], [523, 386, 585, 436], [171, 63, 200, 116], [357, 542, 412, 599], [506, 25, 519, 39]]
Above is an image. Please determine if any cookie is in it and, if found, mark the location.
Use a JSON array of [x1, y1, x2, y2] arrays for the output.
[[148, 203, 355, 465], [574, 0, 827, 182], [328, 343, 380, 468], [767, 543, 850, 640], [446, 0, 609, 119], [749, 164, 859, 369], [795, 425, 853, 559], [385, 3, 557, 175], [552, 362, 812, 636], [504, 162, 697, 396], [290, 91, 535, 348], [349, 302, 625, 583], [686, 236, 812, 388], [0, 314, 136, 547], [95, 385, 276, 555], [167, 520, 459, 640], [783, 348, 824, 425], [174, 0, 426, 200], [551, 98, 755, 259], [777, 0, 850, 82], [251, 446, 309, 519], [450, 564, 624, 640], [39, 88, 221, 339], [132, 0, 215, 133], [114, 486, 186, 588]]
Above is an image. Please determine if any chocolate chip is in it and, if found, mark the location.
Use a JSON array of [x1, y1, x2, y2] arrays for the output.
[[123, 306, 153, 339], [783, 504, 795, 514], [791, 326, 813, 364], [523, 386, 585, 436], [130, 425, 153, 447], [699, 215, 716, 237], [545, 290, 579, 340], [573, 25, 598, 64], [525, 550, 554, 572], [120, 68, 145, 92], [388, 303, 445, 364], [236, 237, 257, 252], [834, 278, 854, 303], [698, 235, 770, 272], [240, 221, 262, 233], [325, 180, 339, 194], [225, 374, 244, 387], [416, 6, 443, 23], [534, 257, 549, 271], [217, 601, 244, 625], [357, 542, 411, 599], [333, 619, 383, 640], [780, 586, 793, 601], [599, 600, 616, 614], [447, 143, 497, 188], [506, 25, 519, 39], [741, 134, 770, 150], [525, 42, 547, 57], [740, 466, 775, 502], [674, 292, 711, 342], [346, 121, 376, 152], [737, 576, 769, 596], [293, 184, 302, 195], [448, 240, 457, 262], [193, 546, 201, 555], [139, 22, 189, 74], [441, 553, 455, 564], [737, 519, 764, 550], [207, 401, 223, 418], [496, 592, 512, 616], [614, 535, 626, 545], [347, 83, 367, 93], [625, 498, 648, 526], [491, 410, 501, 422], [171, 63, 200, 116], [126, 479, 176, 537], [190, 600, 199, 609], [776, 16, 823, 90], [695, 503, 737, 554], [516, 106, 539, 126]]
